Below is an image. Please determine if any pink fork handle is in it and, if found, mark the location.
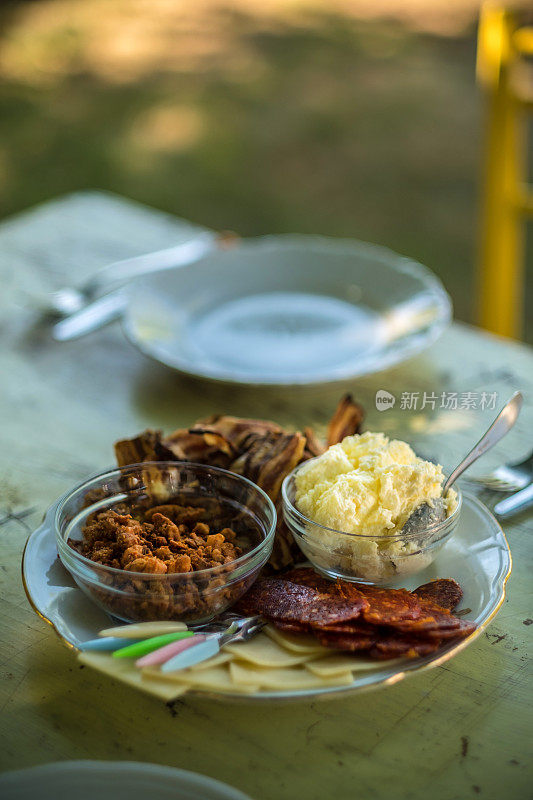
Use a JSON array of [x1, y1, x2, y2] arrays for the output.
[[136, 633, 206, 667]]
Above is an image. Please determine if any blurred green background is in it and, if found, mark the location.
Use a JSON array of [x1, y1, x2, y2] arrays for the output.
[[0, 0, 531, 340]]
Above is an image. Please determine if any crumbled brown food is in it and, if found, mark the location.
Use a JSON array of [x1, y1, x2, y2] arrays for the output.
[[143, 505, 207, 524], [72, 509, 242, 571], [127, 556, 168, 574], [112, 395, 365, 570], [237, 567, 476, 660], [413, 578, 463, 611], [67, 506, 253, 622]]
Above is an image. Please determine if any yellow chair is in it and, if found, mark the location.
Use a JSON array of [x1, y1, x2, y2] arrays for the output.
[[476, 3, 533, 339]]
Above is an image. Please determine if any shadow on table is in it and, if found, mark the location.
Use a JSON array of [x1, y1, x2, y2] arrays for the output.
[[128, 349, 450, 433]]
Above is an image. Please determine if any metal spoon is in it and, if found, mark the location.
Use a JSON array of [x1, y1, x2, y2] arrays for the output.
[[402, 391, 523, 533]]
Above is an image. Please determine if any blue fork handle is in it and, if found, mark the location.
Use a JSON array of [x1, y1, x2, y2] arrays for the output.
[[80, 637, 142, 651], [161, 637, 220, 672]]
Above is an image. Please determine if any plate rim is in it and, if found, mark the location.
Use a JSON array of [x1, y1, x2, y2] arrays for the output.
[[120, 234, 452, 386], [21, 491, 512, 702], [0, 760, 252, 799]]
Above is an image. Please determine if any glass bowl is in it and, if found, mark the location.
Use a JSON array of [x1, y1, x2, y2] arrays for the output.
[[282, 466, 462, 585], [55, 462, 276, 624]]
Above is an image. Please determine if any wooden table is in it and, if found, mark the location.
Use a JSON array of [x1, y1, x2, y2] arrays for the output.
[[1, 192, 531, 799]]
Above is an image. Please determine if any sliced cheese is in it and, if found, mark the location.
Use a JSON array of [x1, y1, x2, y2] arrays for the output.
[[264, 624, 326, 655], [306, 654, 403, 677], [229, 660, 354, 690], [191, 652, 232, 671], [226, 633, 315, 668], [143, 664, 260, 695], [78, 651, 187, 701]]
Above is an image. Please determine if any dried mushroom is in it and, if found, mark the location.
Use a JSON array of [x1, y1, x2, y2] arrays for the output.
[[326, 394, 365, 447], [112, 394, 364, 570]]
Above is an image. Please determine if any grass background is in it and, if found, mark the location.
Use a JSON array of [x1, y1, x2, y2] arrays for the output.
[[0, 0, 531, 340]]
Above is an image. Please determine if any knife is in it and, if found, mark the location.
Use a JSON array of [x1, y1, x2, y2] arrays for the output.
[[52, 290, 127, 341], [494, 483, 533, 518]]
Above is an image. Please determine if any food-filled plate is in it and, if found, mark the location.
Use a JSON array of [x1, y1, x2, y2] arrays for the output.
[[23, 490, 511, 702], [121, 235, 451, 385]]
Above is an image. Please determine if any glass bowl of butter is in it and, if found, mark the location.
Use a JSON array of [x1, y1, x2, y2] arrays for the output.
[[281, 432, 461, 585]]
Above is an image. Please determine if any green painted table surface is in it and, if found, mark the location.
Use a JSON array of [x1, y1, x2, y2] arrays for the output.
[[0, 193, 531, 799]]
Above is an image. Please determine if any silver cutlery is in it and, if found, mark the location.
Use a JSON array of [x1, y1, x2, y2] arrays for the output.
[[51, 231, 224, 341], [49, 231, 217, 317], [402, 391, 523, 532], [52, 290, 128, 341], [494, 483, 533, 518], [465, 450, 533, 492], [51, 232, 225, 341]]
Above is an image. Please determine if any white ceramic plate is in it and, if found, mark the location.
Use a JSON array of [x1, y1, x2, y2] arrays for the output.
[[23, 491, 511, 701], [0, 761, 252, 800], [121, 235, 451, 385]]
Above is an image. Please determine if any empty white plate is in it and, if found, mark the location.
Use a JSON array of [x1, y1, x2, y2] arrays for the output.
[[0, 761, 252, 800], [122, 235, 451, 385]]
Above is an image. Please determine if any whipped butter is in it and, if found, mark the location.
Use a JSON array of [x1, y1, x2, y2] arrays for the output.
[[294, 432, 458, 581]]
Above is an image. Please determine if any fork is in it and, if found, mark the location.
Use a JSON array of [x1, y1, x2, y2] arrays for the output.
[[160, 615, 265, 673], [465, 450, 533, 492], [48, 232, 217, 317]]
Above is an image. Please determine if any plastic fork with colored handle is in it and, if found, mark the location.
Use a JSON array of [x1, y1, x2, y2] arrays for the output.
[[80, 631, 194, 654], [138, 616, 265, 672]]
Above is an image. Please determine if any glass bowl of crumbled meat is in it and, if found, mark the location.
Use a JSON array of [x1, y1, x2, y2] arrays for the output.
[[55, 462, 276, 624]]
